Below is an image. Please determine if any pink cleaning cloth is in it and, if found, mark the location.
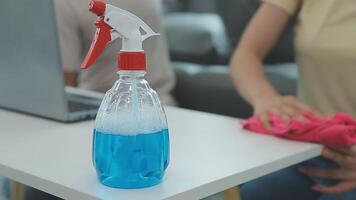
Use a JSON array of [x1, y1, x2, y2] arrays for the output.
[[242, 113, 356, 147]]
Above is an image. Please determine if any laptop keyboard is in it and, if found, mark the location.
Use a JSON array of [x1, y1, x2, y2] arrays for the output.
[[68, 101, 99, 112]]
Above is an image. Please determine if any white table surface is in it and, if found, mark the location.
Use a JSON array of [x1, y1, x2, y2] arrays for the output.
[[0, 107, 322, 200]]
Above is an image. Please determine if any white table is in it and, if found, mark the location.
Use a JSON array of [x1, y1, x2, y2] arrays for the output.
[[0, 107, 322, 200]]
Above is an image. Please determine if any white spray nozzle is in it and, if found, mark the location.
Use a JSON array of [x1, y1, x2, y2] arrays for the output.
[[82, 0, 159, 69], [105, 5, 160, 50]]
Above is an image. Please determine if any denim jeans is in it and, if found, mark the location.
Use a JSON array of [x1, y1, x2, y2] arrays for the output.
[[241, 156, 356, 200], [0, 177, 10, 200]]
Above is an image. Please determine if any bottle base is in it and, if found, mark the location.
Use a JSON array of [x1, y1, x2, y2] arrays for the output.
[[98, 176, 163, 189]]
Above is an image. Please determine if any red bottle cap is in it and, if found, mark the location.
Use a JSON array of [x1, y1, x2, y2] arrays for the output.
[[89, 0, 106, 16], [118, 51, 147, 71]]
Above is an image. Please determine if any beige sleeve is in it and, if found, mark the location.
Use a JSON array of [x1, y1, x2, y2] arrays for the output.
[[54, 0, 82, 72], [262, 0, 301, 15]]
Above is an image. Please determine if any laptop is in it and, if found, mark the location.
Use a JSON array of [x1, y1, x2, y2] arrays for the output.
[[0, 0, 102, 122]]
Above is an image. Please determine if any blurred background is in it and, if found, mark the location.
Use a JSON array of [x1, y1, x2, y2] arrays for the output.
[[162, 0, 297, 119], [0, 0, 300, 199]]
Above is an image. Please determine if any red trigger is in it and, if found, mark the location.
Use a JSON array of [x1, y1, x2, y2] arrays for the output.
[[81, 17, 112, 69]]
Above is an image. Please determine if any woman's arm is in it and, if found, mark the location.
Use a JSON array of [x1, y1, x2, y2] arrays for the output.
[[55, 0, 82, 87], [230, 3, 289, 104], [230, 3, 315, 127]]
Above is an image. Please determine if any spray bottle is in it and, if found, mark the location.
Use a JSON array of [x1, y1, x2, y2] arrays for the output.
[[82, 0, 170, 189]]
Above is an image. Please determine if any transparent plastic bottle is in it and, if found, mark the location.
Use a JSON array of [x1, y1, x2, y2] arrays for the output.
[[92, 70, 170, 189]]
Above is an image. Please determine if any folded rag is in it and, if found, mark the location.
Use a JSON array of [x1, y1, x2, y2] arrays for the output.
[[242, 113, 356, 147]]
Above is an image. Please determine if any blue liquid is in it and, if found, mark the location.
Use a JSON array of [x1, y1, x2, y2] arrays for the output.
[[93, 129, 170, 189]]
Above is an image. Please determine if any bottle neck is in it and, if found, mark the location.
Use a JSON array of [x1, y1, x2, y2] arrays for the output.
[[118, 70, 146, 79]]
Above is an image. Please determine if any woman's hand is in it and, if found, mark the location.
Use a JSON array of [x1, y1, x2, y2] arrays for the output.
[[299, 146, 356, 194], [64, 71, 78, 87], [253, 95, 316, 129]]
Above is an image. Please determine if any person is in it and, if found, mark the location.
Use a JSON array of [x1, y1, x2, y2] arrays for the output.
[[22, 0, 176, 199], [58, 0, 176, 105], [230, 0, 356, 199]]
